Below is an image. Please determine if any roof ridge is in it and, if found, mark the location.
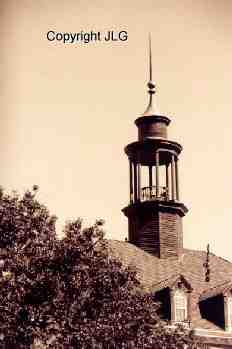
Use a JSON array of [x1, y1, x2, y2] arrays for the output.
[[201, 279, 232, 295]]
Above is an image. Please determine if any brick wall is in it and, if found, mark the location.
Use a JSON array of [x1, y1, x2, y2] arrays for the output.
[[127, 204, 184, 258], [159, 211, 183, 258]]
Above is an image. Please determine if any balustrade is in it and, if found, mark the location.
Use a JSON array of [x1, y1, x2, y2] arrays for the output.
[[141, 186, 168, 202]]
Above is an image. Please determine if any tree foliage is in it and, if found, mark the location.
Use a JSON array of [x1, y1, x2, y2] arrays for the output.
[[0, 188, 198, 348]]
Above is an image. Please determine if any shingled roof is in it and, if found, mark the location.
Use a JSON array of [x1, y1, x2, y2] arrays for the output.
[[107, 240, 232, 295], [200, 280, 232, 302], [107, 239, 232, 338]]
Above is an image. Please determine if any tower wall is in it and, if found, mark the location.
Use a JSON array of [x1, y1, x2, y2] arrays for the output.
[[159, 211, 183, 258], [124, 201, 186, 258]]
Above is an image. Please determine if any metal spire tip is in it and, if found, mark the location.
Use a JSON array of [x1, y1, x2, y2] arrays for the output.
[[142, 33, 158, 116]]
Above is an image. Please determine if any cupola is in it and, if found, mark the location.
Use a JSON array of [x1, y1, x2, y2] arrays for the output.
[[122, 37, 188, 258]]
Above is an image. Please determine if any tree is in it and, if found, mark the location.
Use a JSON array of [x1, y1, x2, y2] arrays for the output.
[[0, 186, 57, 348], [0, 188, 198, 348]]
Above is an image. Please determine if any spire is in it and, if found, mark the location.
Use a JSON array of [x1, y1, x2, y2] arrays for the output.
[[142, 34, 159, 116]]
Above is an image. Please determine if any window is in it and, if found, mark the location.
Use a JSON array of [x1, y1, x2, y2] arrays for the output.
[[174, 290, 187, 322], [227, 297, 232, 330]]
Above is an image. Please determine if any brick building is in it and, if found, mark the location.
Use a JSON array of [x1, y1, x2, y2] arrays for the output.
[[110, 42, 232, 348]]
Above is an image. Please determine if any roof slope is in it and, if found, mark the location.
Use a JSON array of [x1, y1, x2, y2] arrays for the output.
[[108, 240, 232, 335], [107, 240, 232, 295]]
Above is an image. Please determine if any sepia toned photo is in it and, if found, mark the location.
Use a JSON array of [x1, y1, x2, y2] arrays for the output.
[[1, 1, 232, 348]]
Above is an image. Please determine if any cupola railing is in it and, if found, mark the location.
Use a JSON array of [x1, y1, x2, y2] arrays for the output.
[[141, 186, 168, 202]]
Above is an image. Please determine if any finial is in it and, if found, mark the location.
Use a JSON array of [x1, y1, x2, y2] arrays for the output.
[[142, 34, 159, 116], [203, 243, 211, 282], [148, 33, 153, 86]]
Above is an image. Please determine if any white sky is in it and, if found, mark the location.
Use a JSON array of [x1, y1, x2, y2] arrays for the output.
[[1, 0, 232, 261]]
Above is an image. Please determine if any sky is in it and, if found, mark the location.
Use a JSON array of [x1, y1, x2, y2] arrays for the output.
[[1, 0, 232, 261]]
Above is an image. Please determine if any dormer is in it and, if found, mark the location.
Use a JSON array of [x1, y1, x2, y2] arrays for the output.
[[152, 274, 192, 324], [199, 281, 232, 332]]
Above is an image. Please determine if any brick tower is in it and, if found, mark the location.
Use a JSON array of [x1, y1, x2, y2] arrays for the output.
[[122, 39, 188, 258]]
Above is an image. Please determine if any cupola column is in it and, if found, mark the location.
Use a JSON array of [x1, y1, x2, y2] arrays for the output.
[[129, 160, 133, 204], [137, 163, 141, 201], [175, 157, 180, 201], [171, 154, 176, 200], [149, 165, 153, 197], [155, 151, 160, 197], [165, 163, 170, 200], [133, 162, 138, 202]]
